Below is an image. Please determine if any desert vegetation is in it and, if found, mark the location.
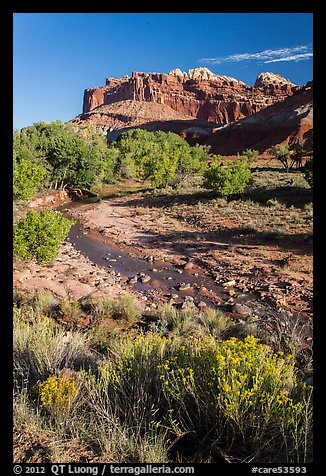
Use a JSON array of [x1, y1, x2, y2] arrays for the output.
[[13, 123, 313, 464], [13, 210, 74, 264], [108, 129, 209, 188], [13, 123, 313, 205], [13, 121, 117, 198], [203, 155, 253, 197], [14, 290, 312, 463]]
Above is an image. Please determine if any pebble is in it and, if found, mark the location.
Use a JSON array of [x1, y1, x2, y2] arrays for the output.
[[182, 297, 196, 308], [223, 280, 236, 287], [178, 283, 192, 291], [184, 296, 194, 301], [232, 303, 252, 316], [184, 261, 194, 270]]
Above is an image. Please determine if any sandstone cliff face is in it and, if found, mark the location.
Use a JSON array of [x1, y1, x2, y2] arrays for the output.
[[198, 82, 313, 155], [254, 72, 296, 95], [71, 100, 197, 136], [70, 68, 311, 154], [81, 68, 298, 126], [83, 77, 126, 113]]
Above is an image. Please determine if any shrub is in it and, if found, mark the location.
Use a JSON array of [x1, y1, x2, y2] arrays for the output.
[[112, 295, 143, 324], [33, 373, 79, 421], [59, 299, 83, 322], [13, 301, 312, 463], [13, 210, 74, 264], [159, 335, 312, 460], [160, 303, 198, 335], [13, 311, 96, 389], [266, 198, 286, 209], [32, 290, 58, 314], [203, 157, 253, 197], [89, 323, 119, 353], [241, 149, 259, 164], [93, 334, 312, 462], [85, 297, 114, 320], [198, 307, 232, 337]]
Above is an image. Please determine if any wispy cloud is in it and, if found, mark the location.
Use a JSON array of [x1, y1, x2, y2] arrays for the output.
[[199, 45, 313, 65], [264, 53, 313, 63]]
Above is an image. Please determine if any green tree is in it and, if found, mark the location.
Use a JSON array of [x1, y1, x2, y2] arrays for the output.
[[13, 210, 74, 264], [13, 121, 117, 195], [203, 156, 253, 197], [304, 157, 313, 187], [13, 153, 47, 200], [269, 145, 293, 172], [111, 129, 208, 187]]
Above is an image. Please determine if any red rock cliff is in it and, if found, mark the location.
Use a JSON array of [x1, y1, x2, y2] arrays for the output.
[[82, 68, 298, 125], [200, 82, 313, 155]]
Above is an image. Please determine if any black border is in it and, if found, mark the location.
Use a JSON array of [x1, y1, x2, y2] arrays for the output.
[[2, 2, 321, 474]]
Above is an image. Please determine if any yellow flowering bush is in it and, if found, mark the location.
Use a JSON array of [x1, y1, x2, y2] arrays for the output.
[[34, 374, 78, 420], [90, 333, 312, 461], [209, 336, 300, 438]]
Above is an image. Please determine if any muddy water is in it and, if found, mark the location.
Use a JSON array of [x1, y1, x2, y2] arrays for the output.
[[58, 200, 257, 310]]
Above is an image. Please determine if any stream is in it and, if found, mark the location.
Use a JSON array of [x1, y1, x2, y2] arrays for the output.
[[57, 199, 260, 312]]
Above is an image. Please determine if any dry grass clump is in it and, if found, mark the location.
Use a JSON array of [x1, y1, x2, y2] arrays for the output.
[[150, 304, 234, 339], [13, 309, 97, 390]]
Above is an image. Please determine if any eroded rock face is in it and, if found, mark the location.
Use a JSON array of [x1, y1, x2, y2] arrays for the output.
[[80, 68, 298, 125], [254, 72, 295, 93], [70, 68, 311, 153], [203, 82, 313, 155]]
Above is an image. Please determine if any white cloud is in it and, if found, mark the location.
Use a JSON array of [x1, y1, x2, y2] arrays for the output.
[[199, 45, 313, 65], [264, 53, 313, 63]]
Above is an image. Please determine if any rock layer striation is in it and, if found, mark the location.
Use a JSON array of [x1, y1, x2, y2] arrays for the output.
[[70, 68, 312, 153], [77, 68, 297, 127]]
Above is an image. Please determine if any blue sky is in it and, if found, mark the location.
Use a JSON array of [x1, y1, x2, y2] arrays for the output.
[[13, 13, 313, 130]]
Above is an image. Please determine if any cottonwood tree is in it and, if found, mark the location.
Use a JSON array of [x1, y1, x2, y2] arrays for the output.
[[203, 156, 253, 197]]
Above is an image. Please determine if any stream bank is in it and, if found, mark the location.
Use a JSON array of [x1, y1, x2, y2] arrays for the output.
[[14, 187, 312, 326], [55, 198, 278, 320]]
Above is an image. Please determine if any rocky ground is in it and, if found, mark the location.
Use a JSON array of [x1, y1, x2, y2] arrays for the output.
[[13, 428, 110, 463], [13, 168, 313, 323], [13, 240, 131, 301]]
